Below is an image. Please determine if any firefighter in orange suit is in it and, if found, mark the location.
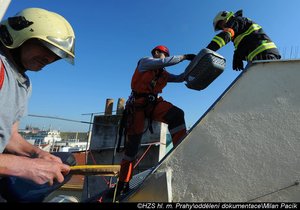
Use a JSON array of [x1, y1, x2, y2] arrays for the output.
[[207, 10, 281, 71], [116, 45, 195, 196]]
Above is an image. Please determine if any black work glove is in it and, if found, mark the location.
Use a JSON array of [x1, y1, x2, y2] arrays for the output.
[[232, 51, 244, 71], [184, 54, 196, 61]]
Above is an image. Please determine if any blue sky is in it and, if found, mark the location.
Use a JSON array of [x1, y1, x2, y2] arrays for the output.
[[3, 0, 300, 132]]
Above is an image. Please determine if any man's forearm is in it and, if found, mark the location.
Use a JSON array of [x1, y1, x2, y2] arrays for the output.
[[0, 153, 31, 176], [4, 122, 40, 157], [5, 132, 40, 157]]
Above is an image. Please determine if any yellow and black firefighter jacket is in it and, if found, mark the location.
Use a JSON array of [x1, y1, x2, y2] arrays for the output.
[[207, 15, 281, 64]]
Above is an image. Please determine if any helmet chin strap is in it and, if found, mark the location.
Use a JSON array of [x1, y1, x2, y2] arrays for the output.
[[10, 47, 26, 73], [0, 24, 13, 46]]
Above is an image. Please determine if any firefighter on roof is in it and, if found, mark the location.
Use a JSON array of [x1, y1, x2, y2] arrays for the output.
[[207, 10, 281, 71]]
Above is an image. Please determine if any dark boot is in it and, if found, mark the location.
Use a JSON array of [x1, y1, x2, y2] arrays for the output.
[[116, 181, 129, 196], [105, 181, 129, 200]]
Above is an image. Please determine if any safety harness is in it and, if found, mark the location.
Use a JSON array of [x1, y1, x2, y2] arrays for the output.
[[116, 69, 163, 153]]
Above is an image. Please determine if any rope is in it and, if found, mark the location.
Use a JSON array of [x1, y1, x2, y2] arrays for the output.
[[133, 141, 162, 169], [88, 150, 110, 186], [28, 114, 117, 127], [247, 180, 299, 202]]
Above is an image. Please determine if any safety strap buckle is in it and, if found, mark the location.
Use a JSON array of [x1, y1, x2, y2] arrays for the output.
[[148, 95, 156, 102]]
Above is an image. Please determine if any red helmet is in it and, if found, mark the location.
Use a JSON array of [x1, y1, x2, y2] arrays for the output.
[[151, 45, 170, 57]]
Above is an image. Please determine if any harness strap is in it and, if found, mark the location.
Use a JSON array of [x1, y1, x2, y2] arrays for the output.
[[131, 91, 157, 99], [116, 109, 128, 153], [150, 69, 163, 90], [133, 91, 158, 134], [146, 99, 161, 134]]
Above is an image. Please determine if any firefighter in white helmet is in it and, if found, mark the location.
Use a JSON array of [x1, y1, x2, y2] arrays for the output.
[[207, 10, 281, 71], [0, 8, 76, 202]]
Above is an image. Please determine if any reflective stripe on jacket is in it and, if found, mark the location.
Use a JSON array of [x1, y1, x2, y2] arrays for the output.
[[247, 41, 277, 61], [233, 23, 262, 48]]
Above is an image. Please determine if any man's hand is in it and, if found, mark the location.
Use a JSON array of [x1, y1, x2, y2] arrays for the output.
[[4, 155, 70, 186], [184, 54, 196, 61], [35, 149, 63, 163], [28, 158, 71, 185]]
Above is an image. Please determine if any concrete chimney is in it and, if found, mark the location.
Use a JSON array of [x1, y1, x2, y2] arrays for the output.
[[116, 98, 125, 115], [104, 98, 113, 115]]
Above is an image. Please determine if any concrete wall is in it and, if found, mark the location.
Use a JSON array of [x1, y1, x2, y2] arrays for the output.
[[140, 60, 300, 202], [90, 115, 167, 151]]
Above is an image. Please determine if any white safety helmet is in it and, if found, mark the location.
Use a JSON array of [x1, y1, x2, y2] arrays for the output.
[[0, 8, 75, 64], [213, 11, 234, 32]]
